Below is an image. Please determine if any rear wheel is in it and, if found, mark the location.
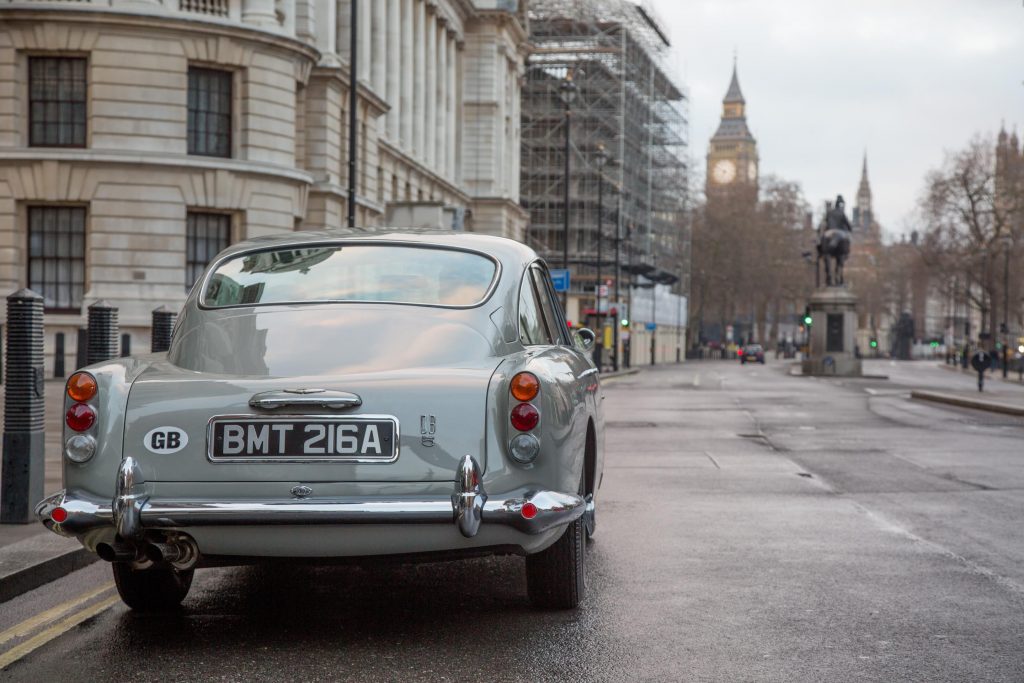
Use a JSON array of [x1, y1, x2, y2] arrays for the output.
[[526, 477, 586, 610], [112, 561, 193, 612]]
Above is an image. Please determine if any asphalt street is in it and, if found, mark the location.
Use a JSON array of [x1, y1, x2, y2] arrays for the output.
[[2, 359, 1023, 682]]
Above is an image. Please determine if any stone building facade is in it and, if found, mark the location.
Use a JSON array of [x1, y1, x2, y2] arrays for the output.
[[0, 0, 528, 370]]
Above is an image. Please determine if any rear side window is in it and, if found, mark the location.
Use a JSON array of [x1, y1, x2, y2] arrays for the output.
[[519, 276, 550, 346], [530, 265, 567, 345], [202, 245, 497, 308]]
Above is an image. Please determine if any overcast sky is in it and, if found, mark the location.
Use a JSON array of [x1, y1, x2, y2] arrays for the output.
[[648, 0, 1024, 238]]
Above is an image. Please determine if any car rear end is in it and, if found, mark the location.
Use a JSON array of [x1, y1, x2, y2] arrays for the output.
[[38, 237, 582, 569]]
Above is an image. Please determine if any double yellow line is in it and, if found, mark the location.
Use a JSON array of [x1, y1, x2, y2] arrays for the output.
[[0, 583, 119, 670]]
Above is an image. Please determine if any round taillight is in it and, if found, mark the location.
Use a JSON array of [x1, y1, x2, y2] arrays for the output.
[[521, 502, 538, 520], [66, 372, 97, 402], [51, 507, 68, 523], [510, 403, 539, 431], [510, 372, 539, 402], [65, 403, 96, 432]]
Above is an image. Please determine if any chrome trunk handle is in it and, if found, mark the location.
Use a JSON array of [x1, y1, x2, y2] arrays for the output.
[[249, 389, 362, 410]]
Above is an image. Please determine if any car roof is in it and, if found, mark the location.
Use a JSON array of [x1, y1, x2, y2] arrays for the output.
[[221, 229, 538, 264]]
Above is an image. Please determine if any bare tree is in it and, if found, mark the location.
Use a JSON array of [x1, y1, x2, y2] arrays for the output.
[[919, 135, 1022, 339]]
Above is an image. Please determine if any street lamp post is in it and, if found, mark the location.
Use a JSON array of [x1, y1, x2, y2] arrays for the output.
[[593, 142, 609, 369], [559, 73, 577, 313], [346, 0, 358, 228], [1002, 234, 1011, 378], [613, 200, 622, 371]]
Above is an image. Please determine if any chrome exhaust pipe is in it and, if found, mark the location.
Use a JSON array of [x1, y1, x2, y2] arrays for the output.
[[96, 542, 142, 563], [144, 536, 199, 570]]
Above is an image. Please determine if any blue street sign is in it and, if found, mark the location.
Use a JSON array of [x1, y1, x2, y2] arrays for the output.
[[550, 269, 570, 292], [645, 322, 656, 331]]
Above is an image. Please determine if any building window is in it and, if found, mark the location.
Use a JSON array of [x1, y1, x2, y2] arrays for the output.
[[28, 206, 86, 311], [187, 67, 232, 157], [186, 212, 231, 290], [29, 57, 87, 147]]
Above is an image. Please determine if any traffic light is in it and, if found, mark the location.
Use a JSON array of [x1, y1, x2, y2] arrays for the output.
[[620, 318, 629, 329], [802, 305, 812, 327], [869, 338, 878, 349]]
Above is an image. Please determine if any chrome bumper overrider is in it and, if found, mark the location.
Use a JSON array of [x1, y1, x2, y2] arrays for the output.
[[35, 455, 584, 541]]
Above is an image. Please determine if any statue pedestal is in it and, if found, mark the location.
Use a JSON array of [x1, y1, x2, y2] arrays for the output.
[[802, 286, 862, 377]]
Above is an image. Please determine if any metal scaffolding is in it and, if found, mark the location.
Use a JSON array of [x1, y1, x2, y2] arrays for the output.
[[520, 0, 690, 313]]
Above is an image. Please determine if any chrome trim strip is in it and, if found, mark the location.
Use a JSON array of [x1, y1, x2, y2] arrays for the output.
[[249, 389, 363, 410], [204, 414, 401, 464]]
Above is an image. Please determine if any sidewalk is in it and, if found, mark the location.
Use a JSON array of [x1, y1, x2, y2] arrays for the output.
[[937, 361, 1024, 386], [911, 386, 1024, 417], [0, 379, 97, 603]]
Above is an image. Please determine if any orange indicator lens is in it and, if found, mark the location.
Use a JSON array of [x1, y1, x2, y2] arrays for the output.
[[67, 372, 98, 402], [510, 372, 539, 402]]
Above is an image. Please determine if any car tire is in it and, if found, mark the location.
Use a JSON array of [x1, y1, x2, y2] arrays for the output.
[[112, 561, 193, 612], [526, 478, 586, 610]]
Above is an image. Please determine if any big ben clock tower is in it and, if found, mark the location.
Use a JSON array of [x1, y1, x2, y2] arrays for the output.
[[707, 61, 758, 198]]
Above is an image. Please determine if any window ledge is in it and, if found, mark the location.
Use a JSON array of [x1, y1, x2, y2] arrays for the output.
[[0, 149, 315, 185]]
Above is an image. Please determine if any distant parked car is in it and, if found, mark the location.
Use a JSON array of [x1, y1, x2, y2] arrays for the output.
[[37, 230, 604, 611], [740, 344, 765, 364]]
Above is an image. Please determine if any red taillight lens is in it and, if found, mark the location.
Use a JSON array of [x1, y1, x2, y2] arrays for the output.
[[65, 403, 96, 432], [510, 372, 539, 402], [510, 403, 539, 431], [51, 507, 68, 523], [521, 502, 538, 520], [66, 372, 97, 402]]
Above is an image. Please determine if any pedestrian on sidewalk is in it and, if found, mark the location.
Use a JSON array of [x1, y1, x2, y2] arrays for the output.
[[971, 346, 993, 392]]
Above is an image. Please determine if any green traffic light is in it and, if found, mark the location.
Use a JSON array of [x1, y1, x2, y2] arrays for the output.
[[803, 316, 812, 326], [620, 319, 629, 327], [869, 340, 878, 348]]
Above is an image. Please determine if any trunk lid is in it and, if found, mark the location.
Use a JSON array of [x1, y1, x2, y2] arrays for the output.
[[125, 305, 500, 482]]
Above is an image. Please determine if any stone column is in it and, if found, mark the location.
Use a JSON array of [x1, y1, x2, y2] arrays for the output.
[[425, 10, 437, 169], [447, 37, 458, 180], [358, 0, 371, 83], [401, 0, 413, 151], [386, 0, 401, 142], [336, 0, 351, 55], [314, 0, 337, 60], [437, 27, 448, 178], [413, 0, 426, 160], [242, 0, 277, 26], [371, 0, 387, 96]]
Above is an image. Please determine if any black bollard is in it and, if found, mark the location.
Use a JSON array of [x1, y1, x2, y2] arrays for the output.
[[1, 289, 45, 523], [151, 306, 176, 353], [75, 327, 87, 371], [120, 333, 131, 357], [54, 332, 65, 378], [87, 300, 119, 365]]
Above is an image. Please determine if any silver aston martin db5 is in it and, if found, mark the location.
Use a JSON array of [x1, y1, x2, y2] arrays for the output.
[[37, 230, 604, 610]]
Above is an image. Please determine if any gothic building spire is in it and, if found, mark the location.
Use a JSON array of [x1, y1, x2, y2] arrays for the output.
[[724, 62, 745, 104], [857, 151, 871, 208]]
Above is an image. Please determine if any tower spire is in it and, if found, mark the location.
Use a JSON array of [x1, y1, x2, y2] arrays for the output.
[[724, 60, 745, 104]]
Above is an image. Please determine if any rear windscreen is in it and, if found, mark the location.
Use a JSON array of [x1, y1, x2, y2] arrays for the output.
[[202, 244, 497, 308]]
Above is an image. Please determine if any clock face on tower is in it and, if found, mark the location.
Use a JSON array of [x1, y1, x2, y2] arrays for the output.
[[712, 159, 736, 184], [747, 161, 757, 181]]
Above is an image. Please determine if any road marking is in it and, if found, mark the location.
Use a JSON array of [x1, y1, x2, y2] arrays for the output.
[[692, 373, 701, 387], [0, 595, 119, 670], [0, 582, 115, 647]]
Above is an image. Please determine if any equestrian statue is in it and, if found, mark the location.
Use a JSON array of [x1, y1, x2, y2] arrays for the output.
[[817, 194, 853, 286]]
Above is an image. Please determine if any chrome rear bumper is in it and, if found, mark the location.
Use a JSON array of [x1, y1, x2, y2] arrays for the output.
[[36, 455, 584, 541]]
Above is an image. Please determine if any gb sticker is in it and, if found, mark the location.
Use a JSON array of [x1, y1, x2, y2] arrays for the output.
[[144, 426, 189, 454]]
